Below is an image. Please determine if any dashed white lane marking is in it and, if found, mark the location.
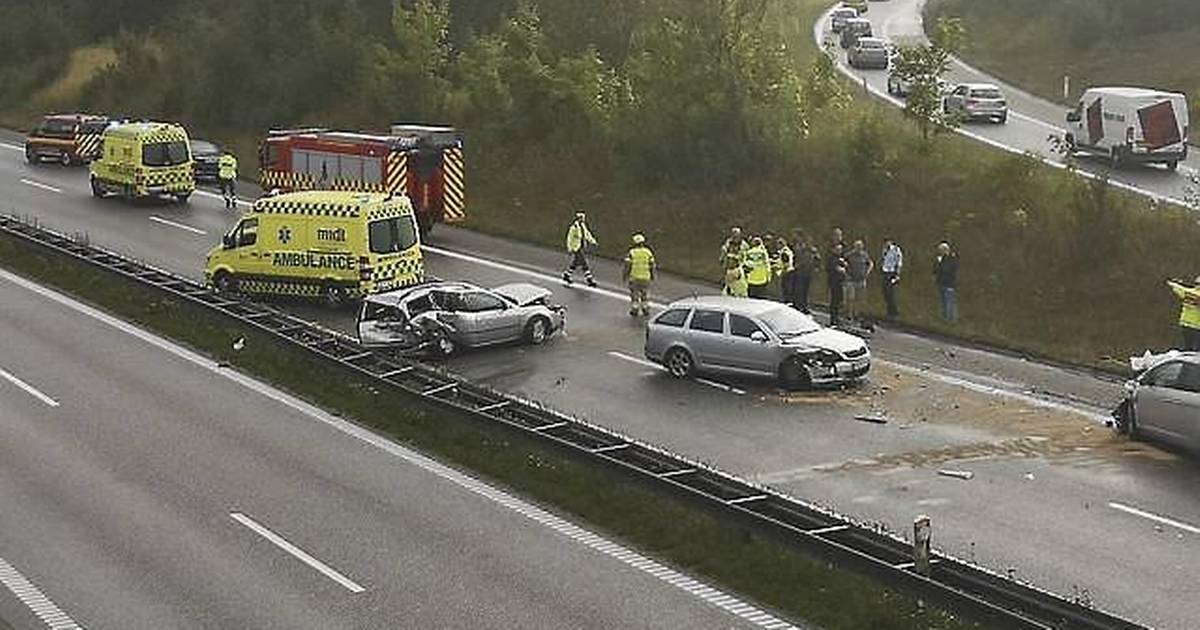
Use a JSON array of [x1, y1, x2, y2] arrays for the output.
[[607, 351, 747, 396], [0, 142, 23, 151], [19, 179, 63, 194], [0, 268, 796, 629], [230, 512, 366, 594], [1108, 502, 1200, 535], [148, 215, 207, 235], [0, 366, 60, 407], [0, 556, 83, 629]]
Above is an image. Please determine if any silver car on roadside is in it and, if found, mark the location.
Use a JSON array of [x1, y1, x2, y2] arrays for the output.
[[643, 296, 870, 389], [357, 281, 565, 356], [943, 82, 1008, 123], [1113, 351, 1200, 450]]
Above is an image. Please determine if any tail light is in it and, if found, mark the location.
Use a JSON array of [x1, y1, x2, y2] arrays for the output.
[[1126, 127, 1135, 145]]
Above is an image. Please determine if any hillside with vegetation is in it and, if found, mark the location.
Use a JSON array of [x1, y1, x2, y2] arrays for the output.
[[928, 0, 1200, 122], [1, 0, 1199, 367]]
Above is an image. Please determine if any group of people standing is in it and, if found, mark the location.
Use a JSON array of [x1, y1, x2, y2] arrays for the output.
[[719, 225, 960, 328]]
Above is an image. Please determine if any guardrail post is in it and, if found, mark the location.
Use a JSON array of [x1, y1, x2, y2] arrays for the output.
[[913, 515, 932, 577]]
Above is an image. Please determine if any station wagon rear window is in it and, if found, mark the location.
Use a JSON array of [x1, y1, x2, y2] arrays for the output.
[[142, 140, 190, 166], [970, 88, 1002, 99]]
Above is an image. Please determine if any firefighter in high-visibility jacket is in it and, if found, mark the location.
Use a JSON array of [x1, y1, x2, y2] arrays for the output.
[[562, 211, 598, 287], [218, 152, 238, 209], [623, 233, 656, 317], [1167, 277, 1200, 351], [743, 236, 772, 299]]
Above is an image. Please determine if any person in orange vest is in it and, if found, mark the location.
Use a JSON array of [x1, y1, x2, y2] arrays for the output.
[[1167, 276, 1200, 350]]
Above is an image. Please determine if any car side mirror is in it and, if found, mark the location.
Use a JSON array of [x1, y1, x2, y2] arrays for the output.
[[222, 234, 236, 249], [1066, 111, 1081, 123], [750, 331, 768, 343]]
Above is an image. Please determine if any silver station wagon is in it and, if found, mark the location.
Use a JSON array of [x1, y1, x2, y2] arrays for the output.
[[644, 296, 871, 389], [1114, 351, 1200, 450]]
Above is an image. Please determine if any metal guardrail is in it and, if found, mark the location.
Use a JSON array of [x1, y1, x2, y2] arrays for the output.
[[0, 214, 1146, 630]]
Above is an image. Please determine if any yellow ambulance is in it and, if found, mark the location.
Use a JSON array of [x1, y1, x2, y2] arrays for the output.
[[205, 190, 425, 305], [89, 121, 195, 202]]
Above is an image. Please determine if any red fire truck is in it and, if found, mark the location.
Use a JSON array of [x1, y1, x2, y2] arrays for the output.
[[259, 125, 465, 234]]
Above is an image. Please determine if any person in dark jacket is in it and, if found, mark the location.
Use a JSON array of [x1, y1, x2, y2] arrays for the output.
[[791, 229, 819, 313], [933, 241, 959, 323], [827, 242, 849, 327]]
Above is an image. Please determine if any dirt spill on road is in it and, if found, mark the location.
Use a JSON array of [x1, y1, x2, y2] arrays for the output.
[[766, 368, 1175, 466]]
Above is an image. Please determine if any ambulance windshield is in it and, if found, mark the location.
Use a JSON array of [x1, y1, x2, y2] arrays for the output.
[[369, 215, 418, 254]]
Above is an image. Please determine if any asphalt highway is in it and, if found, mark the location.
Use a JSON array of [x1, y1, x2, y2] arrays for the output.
[[0, 270, 779, 629], [821, 0, 1200, 208], [2, 130, 1200, 627]]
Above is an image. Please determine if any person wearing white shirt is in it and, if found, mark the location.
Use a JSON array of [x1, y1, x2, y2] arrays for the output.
[[880, 238, 903, 320]]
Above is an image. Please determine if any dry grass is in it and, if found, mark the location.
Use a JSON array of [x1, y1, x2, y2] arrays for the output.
[[29, 46, 117, 110]]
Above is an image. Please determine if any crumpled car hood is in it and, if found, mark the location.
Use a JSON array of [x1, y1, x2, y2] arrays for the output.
[[787, 327, 867, 355], [493, 283, 553, 306]]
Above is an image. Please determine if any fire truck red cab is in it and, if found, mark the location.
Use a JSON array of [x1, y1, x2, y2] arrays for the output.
[[259, 125, 465, 235], [25, 113, 111, 165]]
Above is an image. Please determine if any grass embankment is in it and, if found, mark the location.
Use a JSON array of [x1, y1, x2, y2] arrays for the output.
[[927, 0, 1200, 123], [0, 231, 986, 630]]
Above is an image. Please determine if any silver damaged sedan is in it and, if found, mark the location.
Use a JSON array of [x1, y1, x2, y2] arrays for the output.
[[1113, 351, 1200, 450], [358, 281, 565, 356], [644, 296, 870, 389]]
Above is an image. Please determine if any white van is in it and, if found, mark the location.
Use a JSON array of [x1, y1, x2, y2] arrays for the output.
[[1065, 87, 1189, 170]]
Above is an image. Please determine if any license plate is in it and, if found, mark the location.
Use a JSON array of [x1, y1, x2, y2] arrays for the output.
[[836, 359, 868, 374]]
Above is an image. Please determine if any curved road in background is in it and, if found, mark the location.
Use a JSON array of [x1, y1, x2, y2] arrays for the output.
[[819, 0, 1198, 208]]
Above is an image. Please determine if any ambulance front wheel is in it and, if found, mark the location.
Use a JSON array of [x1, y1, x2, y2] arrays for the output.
[[90, 177, 104, 198], [213, 272, 238, 295], [175, 192, 191, 204], [322, 283, 349, 308]]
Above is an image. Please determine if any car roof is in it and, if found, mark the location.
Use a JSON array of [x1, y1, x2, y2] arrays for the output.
[[846, 17, 871, 24], [959, 82, 1001, 91], [664, 295, 789, 317], [857, 37, 887, 46], [253, 189, 407, 214], [365, 281, 486, 306], [832, 7, 857, 14]]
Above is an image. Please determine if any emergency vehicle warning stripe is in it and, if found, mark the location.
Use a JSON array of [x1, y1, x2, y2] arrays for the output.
[[386, 151, 407, 196], [443, 147, 466, 222]]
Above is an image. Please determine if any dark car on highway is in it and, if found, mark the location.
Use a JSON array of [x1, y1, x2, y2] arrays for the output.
[[190, 138, 223, 182]]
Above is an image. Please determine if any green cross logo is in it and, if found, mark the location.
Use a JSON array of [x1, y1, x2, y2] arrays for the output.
[[278, 227, 292, 244]]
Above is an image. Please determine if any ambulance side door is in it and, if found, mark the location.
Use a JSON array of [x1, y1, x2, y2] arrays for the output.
[[231, 218, 265, 277]]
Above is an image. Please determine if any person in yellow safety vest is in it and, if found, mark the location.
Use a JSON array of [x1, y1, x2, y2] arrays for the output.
[[1167, 276, 1200, 351], [743, 236, 772, 299], [623, 233, 656, 317], [562, 211, 598, 287], [720, 226, 749, 266], [218, 152, 238, 209], [723, 254, 748, 297]]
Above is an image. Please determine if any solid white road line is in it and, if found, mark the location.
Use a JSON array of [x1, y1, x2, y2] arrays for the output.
[[148, 215, 207, 235], [19, 179, 63, 194], [0, 556, 83, 630], [230, 512, 366, 594], [0, 268, 796, 629], [607, 351, 747, 396], [0, 366, 60, 407], [1108, 502, 1200, 535], [0, 142, 23, 152]]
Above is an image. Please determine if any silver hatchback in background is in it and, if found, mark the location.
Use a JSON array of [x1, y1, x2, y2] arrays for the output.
[[1113, 351, 1200, 451], [943, 82, 1008, 123], [848, 37, 890, 70], [644, 296, 870, 389]]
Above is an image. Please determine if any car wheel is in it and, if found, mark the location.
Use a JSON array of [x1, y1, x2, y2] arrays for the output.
[[321, 283, 348, 308], [1064, 134, 1076, 154], [25, 146, 37, 164], [525, 316, 551, 345], [213, 271, 238, 295], [997, 113, 1008, 124], [60, 151, 72, 166], [664, 348, 694, 379], [1110, 147, 1124, 169], [779, 358, 812, 391], [175, 192, 191, 204], [1166, 160, 1179, 172], [90, 177, 104, 198], [433, 335, 457, 357]]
